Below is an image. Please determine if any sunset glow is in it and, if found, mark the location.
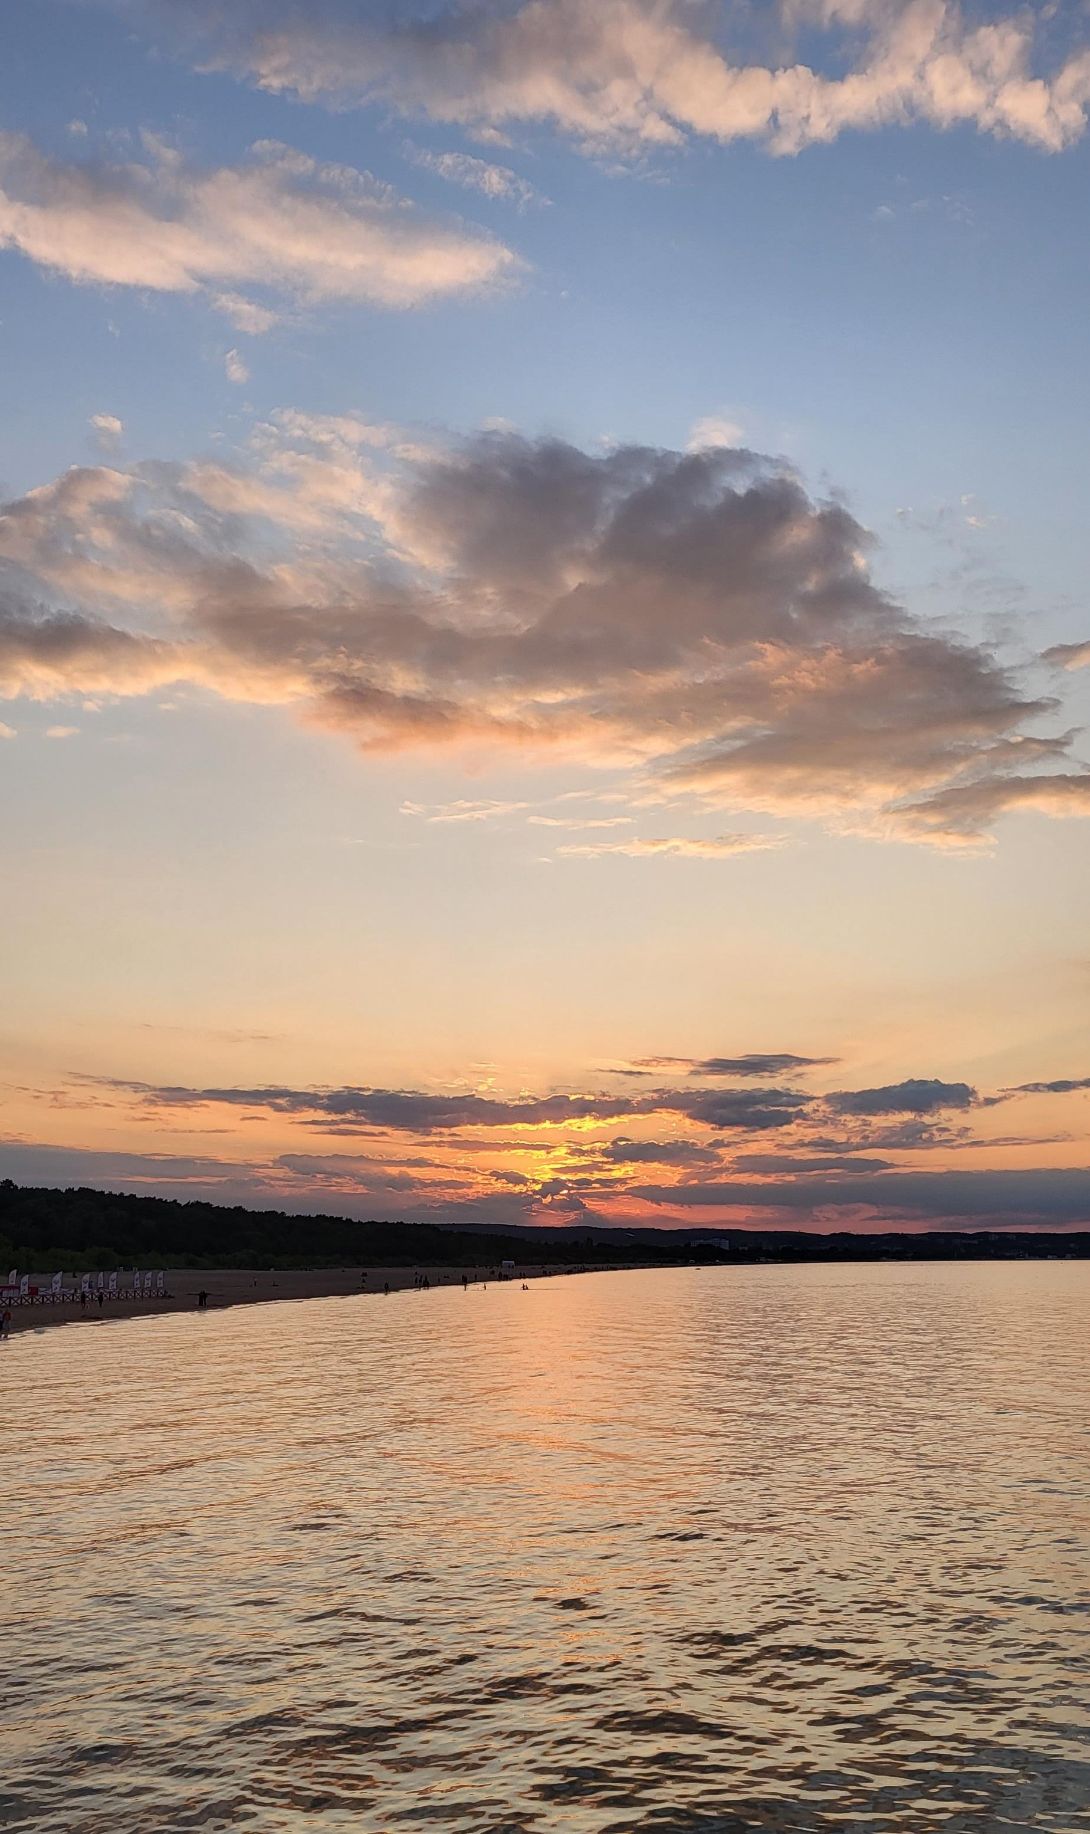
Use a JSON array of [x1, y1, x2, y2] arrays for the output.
[[3, 0, 1089, 1237]]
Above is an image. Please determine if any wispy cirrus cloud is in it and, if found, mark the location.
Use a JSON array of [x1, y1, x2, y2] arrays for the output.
[[404, 144, 544, 208], [555, 833, 779, 859], [0, 130, 519, 315], [2, 421, 1087, 846]]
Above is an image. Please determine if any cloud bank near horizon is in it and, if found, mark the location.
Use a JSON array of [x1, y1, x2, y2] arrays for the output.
[[5, 1043, 1085, 1232]]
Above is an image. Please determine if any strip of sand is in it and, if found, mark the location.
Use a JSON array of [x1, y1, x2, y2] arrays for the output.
[[0, 1262, 613, 1334]]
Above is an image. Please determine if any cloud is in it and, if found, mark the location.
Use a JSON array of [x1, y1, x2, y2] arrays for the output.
[[621, 1052, 836, 1078], [0, 1139, 246, 1186], [90, 1074, 814, 1135], [600, 1136, 723, 1166], [89, 413, 123, 452], [5, 1129, 1084, 1232], [689, 1053, 838, 1078], [401, 796, 531, 823], [1043, 639, 1090, 671], [31, 1041, 1087, 1229], [1, 423, 1086, 845], [405, 145, 543, 208], [825, 1077, 976, 1115], [0, 130, 519, 312], [628, 1166, 1090, 1227], [896, 770, 1090, 841], [0, 580, 192, 703], [556, 833, 779, 859], [528, 814, 634, 829], [728, 1153, 896, 1173], [687, 413, 745, 451], [1005, 1076, 1090, 1096], [45, 723, 79, 738], [212, 291, 280, 334], [224, 348, 250, 385], [156, 0, 1090, 158], [0, 720, 15, 739]]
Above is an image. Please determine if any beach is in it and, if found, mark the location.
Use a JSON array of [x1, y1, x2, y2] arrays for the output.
[[0, 1261, 608, 1334]]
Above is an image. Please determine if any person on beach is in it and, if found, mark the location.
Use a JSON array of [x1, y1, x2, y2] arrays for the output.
[[79, 1289, 87, 1310], [0, 1308, 11, 1338], [197, 1289, 208, 1309], [383, 1280, 389, 1295], [97, 1291, 104, 1310]]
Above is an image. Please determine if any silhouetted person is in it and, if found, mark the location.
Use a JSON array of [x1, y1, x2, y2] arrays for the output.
[[383, 1280, 390, 1295], [97, 1291, 104, 1310], [79, 1290, 87, 1310], [197, 1289, 208, 1309]]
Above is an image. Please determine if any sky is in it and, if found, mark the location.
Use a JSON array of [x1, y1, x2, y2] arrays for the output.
[[2, 0, 1089, 1237]]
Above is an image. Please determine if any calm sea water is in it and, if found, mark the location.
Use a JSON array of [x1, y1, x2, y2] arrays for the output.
[[3, 1261, 1089, 1833]]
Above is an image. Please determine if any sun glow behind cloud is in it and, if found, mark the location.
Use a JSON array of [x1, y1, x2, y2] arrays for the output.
[[2, 1056, 1087, 1233]]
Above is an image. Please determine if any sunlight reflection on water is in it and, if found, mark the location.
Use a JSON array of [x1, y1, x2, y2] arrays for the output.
[[3, 1261, 1089, 1832]]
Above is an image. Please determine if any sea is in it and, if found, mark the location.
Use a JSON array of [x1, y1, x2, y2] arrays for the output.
[[3, 1260, 1088, 1832]]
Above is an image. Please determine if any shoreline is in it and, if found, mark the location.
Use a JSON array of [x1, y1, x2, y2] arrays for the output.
[[0, 1262, 625, 1335]]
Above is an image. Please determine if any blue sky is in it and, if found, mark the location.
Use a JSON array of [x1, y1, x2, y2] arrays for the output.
[[1, 0, 1089, 1231]]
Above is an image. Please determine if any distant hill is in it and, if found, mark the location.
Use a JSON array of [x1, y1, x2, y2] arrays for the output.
[[1, 1180, 1087, 1273]]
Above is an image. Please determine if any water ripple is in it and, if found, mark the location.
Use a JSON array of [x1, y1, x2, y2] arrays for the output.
[[3, 1261, 1089, 1832]]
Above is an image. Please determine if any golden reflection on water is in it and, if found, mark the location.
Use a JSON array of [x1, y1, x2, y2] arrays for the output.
[[3, 1261, 1089, 1832]]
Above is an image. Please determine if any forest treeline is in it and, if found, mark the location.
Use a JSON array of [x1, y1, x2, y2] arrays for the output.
[[1, 1181, 1087, 1273], [0, 1181, 628, 1272]]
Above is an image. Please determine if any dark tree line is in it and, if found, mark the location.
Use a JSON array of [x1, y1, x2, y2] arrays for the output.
[[0, 1181, 621, 1272], [1, 1180, 1086, 1273]]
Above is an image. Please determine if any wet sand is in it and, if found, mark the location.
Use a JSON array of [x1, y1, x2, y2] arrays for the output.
[[0, 1262, 613, 1334]]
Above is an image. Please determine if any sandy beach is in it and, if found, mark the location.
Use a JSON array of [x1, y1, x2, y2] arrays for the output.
[[0, 1262, 609, 1334]]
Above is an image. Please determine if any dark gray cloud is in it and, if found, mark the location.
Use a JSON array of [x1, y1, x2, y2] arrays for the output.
[[630, 1167, 1090, 1227], [1005, 1076, 1090, 1095], [728, 1154, 896, 1174], [93, 1076, 812, 1134], [690, 1053, 837, 1078], [800, 1121, 971, 1152], [825, 1079, 976, 1117], [0, 1139, 239, 1185], [3, 426, 1086, 846], [599, 1137, 723, 1167], [626, 1052, 835, 1078]]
